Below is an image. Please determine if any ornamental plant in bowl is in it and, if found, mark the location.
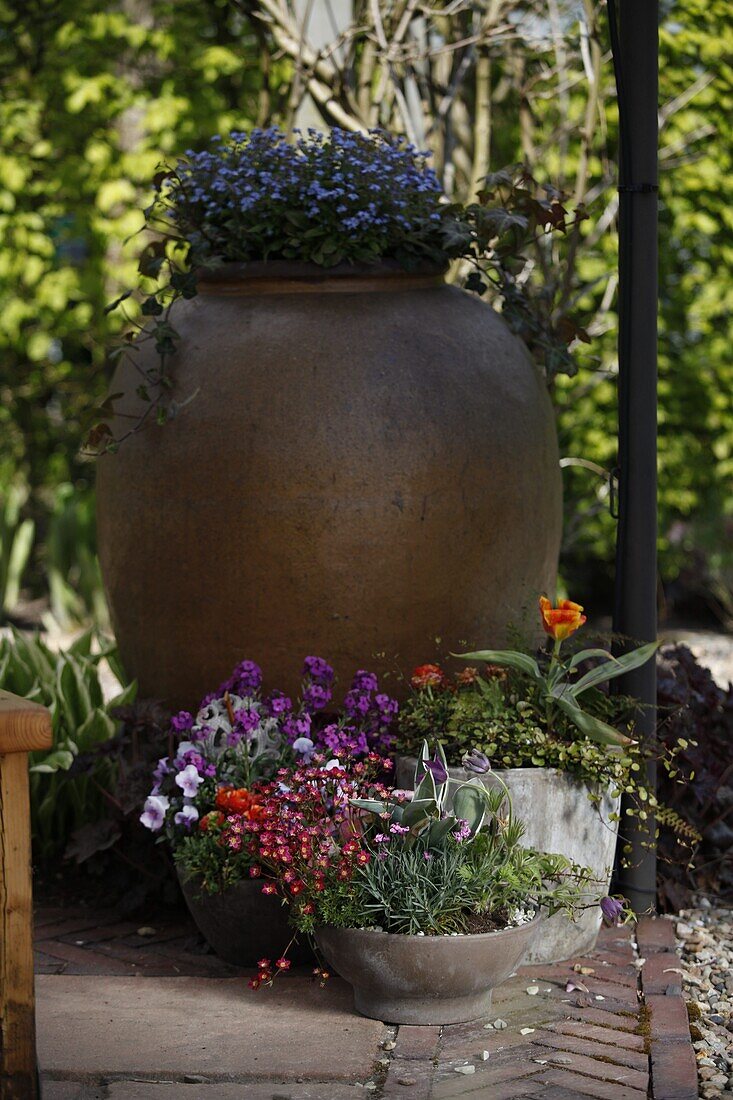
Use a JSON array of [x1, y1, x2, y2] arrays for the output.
[[395, 596, 658, 963], [140, 654, 396, 965], [232, 742, 612, 1024]]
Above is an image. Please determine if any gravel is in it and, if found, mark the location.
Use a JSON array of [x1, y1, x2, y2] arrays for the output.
[[676, 902, 733, 1097]]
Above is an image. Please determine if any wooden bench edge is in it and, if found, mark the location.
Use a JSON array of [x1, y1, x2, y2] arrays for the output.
[[0, 690, 53, 754]]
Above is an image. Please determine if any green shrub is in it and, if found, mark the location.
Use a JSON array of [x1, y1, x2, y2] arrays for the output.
[[0, 627, 135, 858]]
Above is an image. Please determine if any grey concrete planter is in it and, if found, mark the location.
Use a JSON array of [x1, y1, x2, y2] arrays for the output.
[[315, 917, 541, 1024], [394, 757, 620, 964], [178, 869, 308, 966]]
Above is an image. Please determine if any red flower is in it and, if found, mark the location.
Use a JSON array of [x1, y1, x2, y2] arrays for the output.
[[216, 786, 265, 819], [248, 978, 261, 990], [455, 666, 479, 686], [539, 596, 587, 642], [411, 664, 447, 690], [261, 882, 278, 895], [276, 958, 291, 970], [199, 810, 225, 832]]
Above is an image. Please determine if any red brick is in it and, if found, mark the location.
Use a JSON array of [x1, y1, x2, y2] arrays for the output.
[[33, 939, 140, 975], [530, 1049, 648, 1091], [646, 994, 692, 1042], [535, 1067, 647, 1099], [650, 1040, 699, 1100], [582, 979, 639, 1004], [544, 1020, 646, 1052], [393, 1025, 441, 1060], [561, 1005, 640, 1031], [636, 916, 677, 955], [530, 1088, 606, 1099], [382, 1056, 433, 1099], [641, 952, 684, 995], [438, 1061, 544, 1088], [532, 1030, 649, 1071]]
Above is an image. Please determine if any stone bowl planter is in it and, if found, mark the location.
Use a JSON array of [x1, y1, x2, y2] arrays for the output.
[[394, 757, 620, 964], [178, 869, 309, 967], [315, 917, 541, 1024]]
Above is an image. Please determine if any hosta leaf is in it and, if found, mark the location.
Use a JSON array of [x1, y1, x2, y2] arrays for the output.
[[30, 748, 75, 774]]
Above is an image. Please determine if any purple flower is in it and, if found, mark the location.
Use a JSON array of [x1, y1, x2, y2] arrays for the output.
[[171, 711, 193, 732], [152, 757, 171, 793], [282, 713, 312, 743], [266, 690, 292, 717], [344, 689, 372, 717], [292, 736, 315, 762], [303, 683, 332, 712], [462, 749, 491, 775], [351, 670, 379, 693], [221, 659, 263, 696], [424, 755, 448, 785], [229, 708, 260, 745], [389, 822, 411, 835], [175, 763, 205, 798], [452, 818, 472, 843], [140, 794, 170, 831], [375, 693, 398, 722], [600, 896, 626, 927], [303, 656, 334, 685], [178, 749, 216, 778], [174, 804, 200, 829]]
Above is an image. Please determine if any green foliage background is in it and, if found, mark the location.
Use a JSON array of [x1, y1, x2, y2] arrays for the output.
[[1, 0, 731, 621]]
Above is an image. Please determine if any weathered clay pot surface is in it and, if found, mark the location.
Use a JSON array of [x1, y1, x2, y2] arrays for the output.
[[315, 916, 541, 1024], [97, 262, 562, 708], [178, 870, 308, 966], [395, 758, 620, 964]]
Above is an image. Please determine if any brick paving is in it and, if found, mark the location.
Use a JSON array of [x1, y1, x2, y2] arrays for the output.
[[35, 908, 698, 1098]]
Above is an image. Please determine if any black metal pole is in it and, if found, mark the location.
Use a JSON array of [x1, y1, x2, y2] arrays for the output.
[[610, 0, 659, 914]]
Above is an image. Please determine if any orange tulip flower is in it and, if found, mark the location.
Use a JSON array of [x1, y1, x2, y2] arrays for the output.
[[539, 596, 587, 642]]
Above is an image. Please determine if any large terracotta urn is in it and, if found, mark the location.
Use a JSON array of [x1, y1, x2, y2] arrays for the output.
[[96, 262, 562, 708]]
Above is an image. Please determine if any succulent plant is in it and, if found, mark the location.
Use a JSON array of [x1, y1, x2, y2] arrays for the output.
[[351, 739, 511, 851]]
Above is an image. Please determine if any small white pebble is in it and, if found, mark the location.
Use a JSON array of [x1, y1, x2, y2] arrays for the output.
[[544, 987, 552, 993], [526, 985, 539, 996], [454, 1065, 475, 1075], [493, 1019, 508, 1029], [533, 1059, 548, 1065], [480, 1050, 490, 1061], [595, 995, 605, 1001], [483, 1023, 494, 1029], [520, 1027, 535, 1035]]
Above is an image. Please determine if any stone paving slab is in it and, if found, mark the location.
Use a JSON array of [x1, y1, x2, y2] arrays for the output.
[[43, 1083, 372, 1100], [34, 911, 698, 1098], [36, 975, 385, 1082]]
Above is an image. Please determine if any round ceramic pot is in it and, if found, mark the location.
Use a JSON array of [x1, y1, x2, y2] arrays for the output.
[[96, 261, 561, 709], [178, 870, 308, 967], [315, 916, 541, 1024], [394, 757, 620, 964]]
